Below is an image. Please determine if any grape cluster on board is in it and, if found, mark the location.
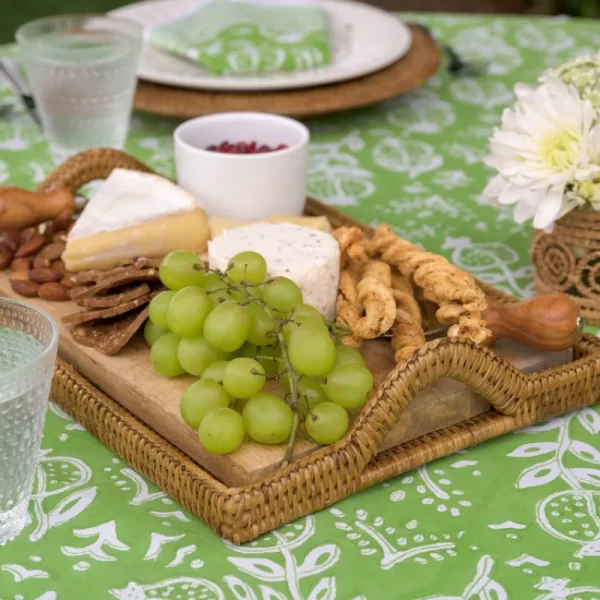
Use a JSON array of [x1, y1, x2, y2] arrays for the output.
[[145, 249, 373, 459]]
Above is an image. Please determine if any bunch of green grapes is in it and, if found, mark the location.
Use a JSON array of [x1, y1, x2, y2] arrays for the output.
[[145, 249, 373, 457]]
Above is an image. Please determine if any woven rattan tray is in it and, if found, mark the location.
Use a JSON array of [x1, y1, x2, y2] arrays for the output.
[[34, 149, 600, 544], [132, 24, 440, 119]]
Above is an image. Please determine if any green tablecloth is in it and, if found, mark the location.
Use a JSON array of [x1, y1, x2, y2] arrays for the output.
[[2, 13, 600, 600]]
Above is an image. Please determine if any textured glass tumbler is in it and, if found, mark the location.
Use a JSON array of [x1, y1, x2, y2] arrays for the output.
[[0, 299, 58, 545], [16, 15, 142, 163]]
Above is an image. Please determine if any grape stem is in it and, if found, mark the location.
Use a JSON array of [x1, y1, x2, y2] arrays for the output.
[[211, 270, 301, 468]]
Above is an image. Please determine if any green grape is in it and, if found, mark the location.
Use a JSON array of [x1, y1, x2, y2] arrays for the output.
[[242, 343, 258, 357], [223, 357, 266, 399], [262, 276, 303, 314], [166, 286, 213, 337], [144, 320, 165, 346], [227, 251, 267, 285], [198, 407, 244, 454], [287, 325, 335, 377], [180, 379, 232, 429], [159, 250, 205, 290], [282, 314, 328, 345], [151, 332, 185, 378], [177, 334, 227, 376], [246, 285, 263, 301], [202, 360, 230, 384], [202, 272, 235, 306], [148, 290, 176, 329], [297, 378, 328, 418], [246, 344, 281, 375], [305, 402, 349, 444], [294, 303, 326, 323], [323, 364, 374, 409], [246, 302, 277, 346], [203, 300, 250, 352], [334, 345, 366, 367], [243, 392, 293, 444]]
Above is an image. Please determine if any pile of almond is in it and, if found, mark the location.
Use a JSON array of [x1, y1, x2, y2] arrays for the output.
[[0, 225, 73, 302]]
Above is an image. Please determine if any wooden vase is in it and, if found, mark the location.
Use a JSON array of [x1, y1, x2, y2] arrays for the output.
[[531, 208, 600, 325]]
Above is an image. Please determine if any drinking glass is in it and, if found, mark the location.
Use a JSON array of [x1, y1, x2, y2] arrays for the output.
[[0, 298, 58, 545], [16, 14, 142, 163]]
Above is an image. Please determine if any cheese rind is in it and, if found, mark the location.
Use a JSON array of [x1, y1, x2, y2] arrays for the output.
[[64, 169, 210, 271], [208, 223, 340, 320]]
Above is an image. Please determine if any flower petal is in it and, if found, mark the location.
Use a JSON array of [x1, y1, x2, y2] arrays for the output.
[[533, 187, 564, 229]]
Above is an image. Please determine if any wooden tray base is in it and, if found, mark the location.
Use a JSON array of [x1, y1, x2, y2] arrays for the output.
[[51, 325, 600, 545], [26, 148, 600, 543], [133, 24, 441, 119]]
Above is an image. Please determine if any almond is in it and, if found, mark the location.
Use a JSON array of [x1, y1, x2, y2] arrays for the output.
[[53, 232, 68, 244], [20, 227, 36, 244], [15, 234, 46, 258], [11, 279, 40, 298], [37, 281, 70, 302], [1, 231, 21, 253], [51, 259, 66, 275], [11, 257, 33, 272], [38, 241, 65, 262], [28, 268, 62, 283], [0, 249, 12, 270], [10, 270, 30, 282], [32, 254, 51, 269]]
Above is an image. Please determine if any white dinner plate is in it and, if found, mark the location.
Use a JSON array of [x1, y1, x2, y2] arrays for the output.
[[110, 0, 412, 91]]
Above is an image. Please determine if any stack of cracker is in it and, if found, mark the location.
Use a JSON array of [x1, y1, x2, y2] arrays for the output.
[[62, 257, 164, 355]]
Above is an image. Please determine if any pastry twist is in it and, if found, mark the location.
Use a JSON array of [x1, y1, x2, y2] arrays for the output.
[[390, 273, 426, 361], [354, 260, 396, 340], [369, 225, 490, 344], [334, 227, 396, 345]]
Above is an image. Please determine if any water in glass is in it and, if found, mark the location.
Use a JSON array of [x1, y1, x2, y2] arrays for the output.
[[0, 301, 58, 545], [17, 16, 142, 163]]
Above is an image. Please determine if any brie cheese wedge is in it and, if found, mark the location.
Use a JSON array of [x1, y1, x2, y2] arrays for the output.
[[64, 169, 210, 272]]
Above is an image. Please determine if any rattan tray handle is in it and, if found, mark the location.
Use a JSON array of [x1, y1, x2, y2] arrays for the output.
[[36, 148, 594, 466], [37, 148, 153, 194]]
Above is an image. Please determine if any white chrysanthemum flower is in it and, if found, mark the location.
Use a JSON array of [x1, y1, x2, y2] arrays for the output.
[[484, 76, 600, 229]]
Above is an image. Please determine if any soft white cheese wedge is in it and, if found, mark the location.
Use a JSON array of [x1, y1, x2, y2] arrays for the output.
[[208, 223, 340, 320], [63, 169, 210, 271]]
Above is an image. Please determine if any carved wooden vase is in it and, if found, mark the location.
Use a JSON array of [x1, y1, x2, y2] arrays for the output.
[[531, 209, 600, 325]]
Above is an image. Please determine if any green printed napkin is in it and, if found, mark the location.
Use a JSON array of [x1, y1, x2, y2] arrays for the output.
[[149, 0, 331, 74]]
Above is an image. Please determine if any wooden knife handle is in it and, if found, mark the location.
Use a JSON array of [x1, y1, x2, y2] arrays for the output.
[[483, 294, 582, 351], [0, 186, 75, 231]]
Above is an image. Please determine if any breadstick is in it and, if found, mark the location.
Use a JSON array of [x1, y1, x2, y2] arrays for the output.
[[354, 259, 396, 339], [391, 273, 426, 361], [333, 226, 364, 269], [369, 225, 490, 345], [336, 268, 362, 347]]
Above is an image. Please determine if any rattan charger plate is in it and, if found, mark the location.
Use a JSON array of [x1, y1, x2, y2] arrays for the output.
[[133, 24, 440, 119], [40, 149, 600, 544]]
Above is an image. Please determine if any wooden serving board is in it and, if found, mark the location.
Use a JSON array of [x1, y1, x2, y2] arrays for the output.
[[0, 274, 572, 487]]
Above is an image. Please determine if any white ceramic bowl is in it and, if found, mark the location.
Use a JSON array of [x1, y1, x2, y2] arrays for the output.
[[174, 112, 310, 221]]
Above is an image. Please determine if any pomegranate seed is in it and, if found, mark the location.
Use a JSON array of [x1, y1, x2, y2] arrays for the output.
[[205, 140, 289, 154]]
